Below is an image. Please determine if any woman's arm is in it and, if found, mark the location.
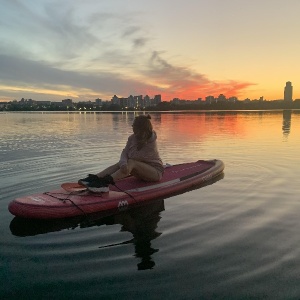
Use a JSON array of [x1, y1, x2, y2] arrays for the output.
[[118, 135, 132, 167]]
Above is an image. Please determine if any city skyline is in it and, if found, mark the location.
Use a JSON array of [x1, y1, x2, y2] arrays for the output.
[[2, 80, 297, 106], [1, 1, 300, 102]]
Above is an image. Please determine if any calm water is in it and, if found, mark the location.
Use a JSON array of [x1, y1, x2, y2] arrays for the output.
[[1, 110, 300, 299]]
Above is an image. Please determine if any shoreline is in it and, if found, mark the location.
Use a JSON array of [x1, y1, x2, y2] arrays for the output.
[[1, 108, 300, 114]]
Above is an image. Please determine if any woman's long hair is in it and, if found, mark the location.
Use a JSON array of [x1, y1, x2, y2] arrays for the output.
[[132, 115, 153, 150]]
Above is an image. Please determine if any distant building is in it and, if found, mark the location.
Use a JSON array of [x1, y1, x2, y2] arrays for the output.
[[172, 98, 180, 105], [144, 95, 151, 107], [36, 100, 51, 105], [134, 95, 143, 108], [62, 99, 72, 106], [284, 81, 293, 102], [205, 96, 215, 104], [119, 97, 128, 108], [217, 94, 226, 102], [111, 95, 119, 105], [128, 95, 135, 108], [153, 95, 162, 105], [0, 102, 8, 108], [95, 98, 102, 106], [228, 97, 238, 103]]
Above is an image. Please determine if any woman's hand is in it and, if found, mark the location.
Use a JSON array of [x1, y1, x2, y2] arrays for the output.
[[120, 164, 129, 175]]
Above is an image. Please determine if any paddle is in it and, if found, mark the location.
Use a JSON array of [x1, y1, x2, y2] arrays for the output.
[[61, 182, 87, 192]]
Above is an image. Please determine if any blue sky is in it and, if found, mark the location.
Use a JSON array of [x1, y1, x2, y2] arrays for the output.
[[1, 0, 300, 102]]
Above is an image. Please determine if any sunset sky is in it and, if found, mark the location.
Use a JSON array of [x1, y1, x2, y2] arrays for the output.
[[1, 0, 300, 102]]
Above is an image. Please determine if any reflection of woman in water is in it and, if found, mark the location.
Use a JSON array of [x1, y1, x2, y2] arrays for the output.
[[98, 199, 164, 270], [117, 202, 163, 270]]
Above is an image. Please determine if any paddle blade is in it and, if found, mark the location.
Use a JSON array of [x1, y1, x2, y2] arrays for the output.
[[61, 182, 87, 192]]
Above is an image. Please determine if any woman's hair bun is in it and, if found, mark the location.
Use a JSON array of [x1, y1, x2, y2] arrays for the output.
[[146, 114, 151, 119]]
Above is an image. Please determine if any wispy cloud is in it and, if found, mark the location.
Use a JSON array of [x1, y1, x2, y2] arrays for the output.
[[143, 51, 254, 99]]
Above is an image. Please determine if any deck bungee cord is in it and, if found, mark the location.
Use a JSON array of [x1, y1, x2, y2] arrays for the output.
[[43, 181, 139, 218]]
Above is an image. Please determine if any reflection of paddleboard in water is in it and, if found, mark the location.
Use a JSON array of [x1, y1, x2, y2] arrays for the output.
[[10, 197, 165, 236], [10, 199, 166, 271], [8, 159, 224, 220]]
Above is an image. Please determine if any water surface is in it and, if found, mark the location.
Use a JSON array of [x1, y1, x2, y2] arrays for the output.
[[1, 110, 300, 299]]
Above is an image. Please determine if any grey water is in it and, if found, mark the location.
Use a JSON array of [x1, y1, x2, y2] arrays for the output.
[[1, 110, 300, 299]]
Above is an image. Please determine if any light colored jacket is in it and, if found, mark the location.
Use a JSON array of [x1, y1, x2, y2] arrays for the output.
[[119, 131, 164, 173]]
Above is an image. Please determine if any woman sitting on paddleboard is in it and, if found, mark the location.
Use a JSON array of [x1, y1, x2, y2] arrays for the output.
[[79, 114, 164, 193]]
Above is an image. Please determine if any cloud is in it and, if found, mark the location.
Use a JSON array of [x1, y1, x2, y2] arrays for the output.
[[133, 38, 148, 48], [0, 50, 254, 101], [0, 53, 171, 100], [143, 51, 255, 99], [122, 26, 141, 37], [0, 1, 255, 101]]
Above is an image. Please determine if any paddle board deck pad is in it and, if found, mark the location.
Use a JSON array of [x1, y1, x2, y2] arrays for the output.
[[8, 159, 224, 219]]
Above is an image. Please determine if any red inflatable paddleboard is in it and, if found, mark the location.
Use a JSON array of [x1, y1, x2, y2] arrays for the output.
[[8, 159, 224, 219]]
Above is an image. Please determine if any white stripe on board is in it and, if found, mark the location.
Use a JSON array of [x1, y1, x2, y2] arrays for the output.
[[127, 178, 180, 193]]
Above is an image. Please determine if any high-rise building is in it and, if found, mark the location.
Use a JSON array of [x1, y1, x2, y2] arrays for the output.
[[95, 98, 102, 106], [153, 95, 161, 105], [284, 81, 293, 102]]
